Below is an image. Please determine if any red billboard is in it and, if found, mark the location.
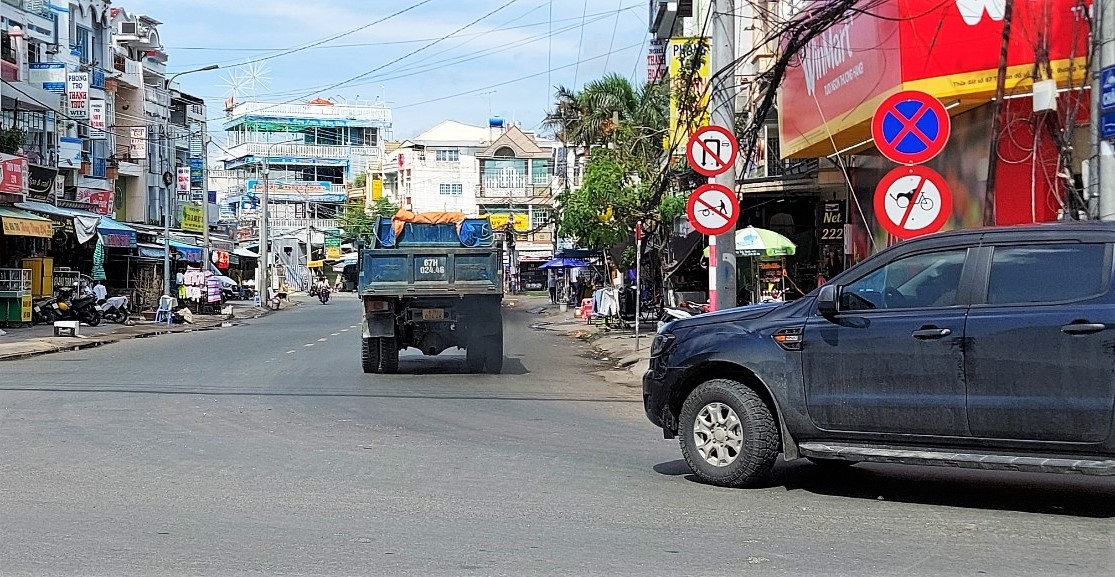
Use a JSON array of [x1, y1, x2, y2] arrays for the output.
[[779, 0, 1092, 158]]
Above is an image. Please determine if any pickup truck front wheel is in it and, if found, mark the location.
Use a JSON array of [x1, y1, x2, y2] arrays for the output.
[[678, 379, 779, 488], [361, 337, 380, 373]]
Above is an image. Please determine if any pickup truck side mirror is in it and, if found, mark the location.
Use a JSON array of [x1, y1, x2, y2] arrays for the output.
[[817, 284, 840, 317]]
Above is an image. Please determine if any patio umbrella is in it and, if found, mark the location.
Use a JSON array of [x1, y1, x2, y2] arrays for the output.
[[702, 226, 798, 258], [734, 226, 797, 257], [539, 257, 589, 269]]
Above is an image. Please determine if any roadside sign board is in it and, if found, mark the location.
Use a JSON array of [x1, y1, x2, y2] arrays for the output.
[[686, 125, 738, 177], [1100, 66, 1115, 111], [874, 165, 953, 240], [686, 183, 739, 236], [871, 90, 951, 165], [817, 200, 847, 244]]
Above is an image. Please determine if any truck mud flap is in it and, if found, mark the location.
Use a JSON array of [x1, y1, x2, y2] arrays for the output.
[[362, 313, 395, 338]]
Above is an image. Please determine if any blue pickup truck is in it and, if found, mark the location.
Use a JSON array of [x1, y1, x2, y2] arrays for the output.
[[358, 217, 503, 374]]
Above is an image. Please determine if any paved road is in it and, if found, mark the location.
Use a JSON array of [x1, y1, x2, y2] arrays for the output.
[[0, 296, 1111, 576]]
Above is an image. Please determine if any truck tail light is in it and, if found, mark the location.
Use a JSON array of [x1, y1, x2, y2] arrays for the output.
[[365, 300, 390, 312]]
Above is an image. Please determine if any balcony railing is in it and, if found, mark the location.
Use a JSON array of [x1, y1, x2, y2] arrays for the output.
[[1, 59, 18, 82], [264, 218, 340, 231], [113, 56, 143, 88], [228, 101, 392, 123], [227, 142, 382, 160]]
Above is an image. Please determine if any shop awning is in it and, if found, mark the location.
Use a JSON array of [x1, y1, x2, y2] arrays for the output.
[[233, 247, 258, 259], [137, 242, 165, 259], [96, 217, 137, 249], [165, 240, 203, 262], [0, 206, 53, 238], [15, 201, 137, 247]]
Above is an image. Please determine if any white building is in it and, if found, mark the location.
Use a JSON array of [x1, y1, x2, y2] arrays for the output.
[[382, 120, 492, 214]]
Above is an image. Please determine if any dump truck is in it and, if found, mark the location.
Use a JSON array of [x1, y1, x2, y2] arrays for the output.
[[358, 213, 503, 374]]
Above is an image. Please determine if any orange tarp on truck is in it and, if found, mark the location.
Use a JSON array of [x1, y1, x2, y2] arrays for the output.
[[391, 210, 468, 238]]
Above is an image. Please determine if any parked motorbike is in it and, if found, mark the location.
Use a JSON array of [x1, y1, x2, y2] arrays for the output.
[[99, 295, 131, 324], [56, 286, 102, 327], [657, 301, 710, 332], [318, 285, 331, 304], [31, 296, 59, 325]]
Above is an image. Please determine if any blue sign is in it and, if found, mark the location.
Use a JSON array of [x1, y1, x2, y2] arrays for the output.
[[1101, 67, 1115, 112], [871, 90, 951, 165], [208, 190, 217, 204], [189, 157, 204, 185], [1102, 111, 1115, 141]]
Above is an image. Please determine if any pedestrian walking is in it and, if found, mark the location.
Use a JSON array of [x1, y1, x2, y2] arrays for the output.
[[547, 270, 557, 303]]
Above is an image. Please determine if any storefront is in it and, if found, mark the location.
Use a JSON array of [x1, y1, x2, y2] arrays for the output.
[[0, 206, 53, 267], [778, 0, 1091, 255]]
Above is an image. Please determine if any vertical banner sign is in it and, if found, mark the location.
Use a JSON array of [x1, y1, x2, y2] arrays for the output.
[[189, 157, 204, 185], [129, 127, 147, 159], [177, 166, 190, 192], [646, 39, 667, 83], [667, 37, 711, 154], [88, 99, 106, 139], [66, 72, 90, 119], [817, 200, 847, 244]]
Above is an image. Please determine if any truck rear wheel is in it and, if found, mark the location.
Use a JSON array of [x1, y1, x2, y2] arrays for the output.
[[483, 325, 504, 374], [361, 337, 380, 374], [379, 336, 399, 374]]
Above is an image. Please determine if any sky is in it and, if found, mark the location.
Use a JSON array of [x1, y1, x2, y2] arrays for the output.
[[122, 0, 652, 140]]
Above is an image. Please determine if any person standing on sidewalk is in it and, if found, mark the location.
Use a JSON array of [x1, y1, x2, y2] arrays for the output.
[[547, 270, 557, 304]]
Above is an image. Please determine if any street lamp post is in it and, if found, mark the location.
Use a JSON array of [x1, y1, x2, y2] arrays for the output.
[[257, 139, 301, 308], [161, 64, 219, 296]]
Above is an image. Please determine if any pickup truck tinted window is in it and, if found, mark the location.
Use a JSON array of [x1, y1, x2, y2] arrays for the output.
[[987, 244, 1107, 304], [842, 249, 967, 310]]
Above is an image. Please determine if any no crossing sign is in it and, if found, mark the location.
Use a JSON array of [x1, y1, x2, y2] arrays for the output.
[[871, 90, 951, 165], [686, 183, 739, 236], [873, 165, 953, 240], [686, 125, 738, 177]]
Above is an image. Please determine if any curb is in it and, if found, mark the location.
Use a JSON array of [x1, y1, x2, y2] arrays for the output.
[[0, 299, 302, 362]]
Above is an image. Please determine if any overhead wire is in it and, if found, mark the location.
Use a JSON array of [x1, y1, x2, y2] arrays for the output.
[[193, 8, 627, 102], [572, 0, 589, 88], [202, 0, 523, 122], [169, 0, 437, 71]]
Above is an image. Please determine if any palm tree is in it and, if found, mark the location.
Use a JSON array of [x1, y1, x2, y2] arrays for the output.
[[544, 74, 666, 155]]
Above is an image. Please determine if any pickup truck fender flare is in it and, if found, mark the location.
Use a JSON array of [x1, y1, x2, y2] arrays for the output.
[[362, 312, 395, 338]]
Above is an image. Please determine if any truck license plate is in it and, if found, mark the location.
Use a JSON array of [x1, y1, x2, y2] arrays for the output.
[[421, 308, 446, 320]]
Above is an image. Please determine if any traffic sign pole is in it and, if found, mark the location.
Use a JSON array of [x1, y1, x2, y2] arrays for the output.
[[709, 0, 736, 312], [1094, 0, 1115, 220]]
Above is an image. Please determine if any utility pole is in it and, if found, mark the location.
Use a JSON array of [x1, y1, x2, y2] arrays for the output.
[[1094, 0, 1115, 219], [162, 124, 172, 297], [259, 158, 271, 307], [201, 127, 211, 269], [709, 0, 737, 311]]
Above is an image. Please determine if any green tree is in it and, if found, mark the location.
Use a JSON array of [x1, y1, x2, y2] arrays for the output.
[[339, 197, 397, 242]]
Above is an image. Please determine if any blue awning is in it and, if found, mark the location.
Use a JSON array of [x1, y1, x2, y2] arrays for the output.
[[97, 217, 136, 248], [166, 240, 203, 262], [16, 201, 137, 248]]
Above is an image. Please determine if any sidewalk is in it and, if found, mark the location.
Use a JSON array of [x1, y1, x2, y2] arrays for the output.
[[506, 293, 651, 388], [0, 297, 301, 362]]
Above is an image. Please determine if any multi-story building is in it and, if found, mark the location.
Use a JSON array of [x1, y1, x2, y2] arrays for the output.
[[221, 98, 391, 240], [381, 119, 559, 288]]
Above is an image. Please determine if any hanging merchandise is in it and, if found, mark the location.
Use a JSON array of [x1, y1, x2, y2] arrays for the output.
[[90, 235, 106, 281], [206, 275, 221, 304]]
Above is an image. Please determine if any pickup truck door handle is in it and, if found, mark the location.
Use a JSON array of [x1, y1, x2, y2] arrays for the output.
[[1061, 322, 1106, 335], [912, 327, 952, 340]]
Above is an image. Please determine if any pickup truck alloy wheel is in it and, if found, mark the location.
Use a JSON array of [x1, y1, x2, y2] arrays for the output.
[[693, 402, 743, 466], [679, 379, 779, 488]]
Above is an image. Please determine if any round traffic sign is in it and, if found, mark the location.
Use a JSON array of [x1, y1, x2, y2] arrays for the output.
[[873, 165, 953, 240], [686, 183, 739, 236], [871, 90, 951, 165], [686, 125, 738, 177]]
